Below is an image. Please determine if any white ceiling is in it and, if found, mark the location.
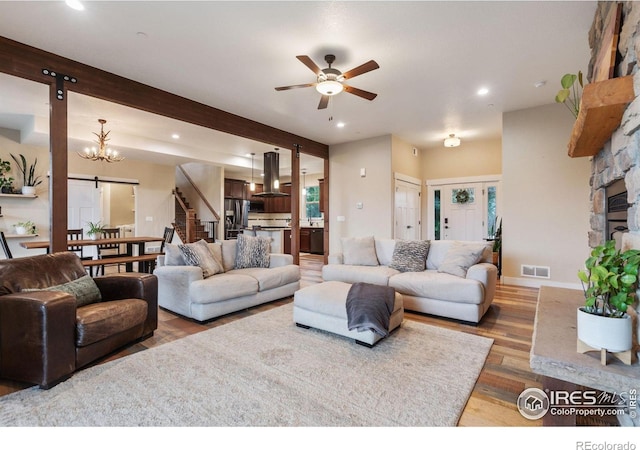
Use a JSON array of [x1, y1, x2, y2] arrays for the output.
[[0, 0, 597, 178]]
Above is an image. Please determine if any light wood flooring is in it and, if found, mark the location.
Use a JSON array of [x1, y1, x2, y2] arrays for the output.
[[0, 254, 615, 426]]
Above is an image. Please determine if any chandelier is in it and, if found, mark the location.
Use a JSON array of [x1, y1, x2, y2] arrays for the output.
[[78, 119, 124, 163]]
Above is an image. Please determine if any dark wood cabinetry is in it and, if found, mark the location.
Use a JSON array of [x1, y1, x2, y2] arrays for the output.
[[299, 227, 323, 254], [224, 178, 246, 199], [246, 183, 264, 201], [283, 229, 291, 254]]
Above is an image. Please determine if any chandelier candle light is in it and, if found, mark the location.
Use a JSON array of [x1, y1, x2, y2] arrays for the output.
[[78, 119, 124, 163]]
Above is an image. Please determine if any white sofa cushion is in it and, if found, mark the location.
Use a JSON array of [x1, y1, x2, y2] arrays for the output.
[[426, 240, 492, 269], [322, 264, 399, 286], [341, 236, 379, 266], [374, 238, 396, 266], [437, 241, 489, 277], [388, 270, 485, 305], [189, 273, 258, 304], [230, 265, 300, 292]]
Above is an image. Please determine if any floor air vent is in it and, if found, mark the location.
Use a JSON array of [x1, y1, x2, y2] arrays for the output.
[[521, 265, 550, 279]]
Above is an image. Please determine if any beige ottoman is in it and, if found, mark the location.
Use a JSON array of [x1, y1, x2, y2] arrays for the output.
[[293, 281, 404, 347]]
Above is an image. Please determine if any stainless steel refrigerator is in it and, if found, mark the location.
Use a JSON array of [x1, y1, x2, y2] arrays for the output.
[[224, 199, 249, 239]]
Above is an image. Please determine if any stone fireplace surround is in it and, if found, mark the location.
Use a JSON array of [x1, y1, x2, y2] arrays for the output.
[[588, 2, 640, 252]]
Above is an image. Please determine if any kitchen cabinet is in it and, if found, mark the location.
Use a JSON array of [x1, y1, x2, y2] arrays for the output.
[[283, 229, 291, 254], [224, 178, 246, 199], [300, 227, 323, 254], [299, 228, 311, 253], [264, 183, 291, 213], [246, 182, 263, 201]]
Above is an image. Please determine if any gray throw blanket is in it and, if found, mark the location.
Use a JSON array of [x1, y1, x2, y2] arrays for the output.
[[346, 282, 396, 337]]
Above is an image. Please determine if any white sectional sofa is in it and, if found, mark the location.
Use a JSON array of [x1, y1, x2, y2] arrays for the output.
[[322, 237, 497, 323], [154, 238, 300, 322]]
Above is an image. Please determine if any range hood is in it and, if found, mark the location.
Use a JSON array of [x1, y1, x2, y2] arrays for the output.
[[253, 151, 289, 197]]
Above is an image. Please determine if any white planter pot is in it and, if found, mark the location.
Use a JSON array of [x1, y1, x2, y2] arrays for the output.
[[577, 307, 632, 353], [89, 233, 99, 240], [21, 186, 36, 195], [14, 226, 27, 235]]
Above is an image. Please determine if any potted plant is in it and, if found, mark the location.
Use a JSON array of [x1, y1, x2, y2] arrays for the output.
[[0, 158, 14, 194], [86, 221, 105, 240], [577, 240, 640, 354], [555, 71, 584, 119], [13, 220, 36, 235], [10, 153, 42, 195]]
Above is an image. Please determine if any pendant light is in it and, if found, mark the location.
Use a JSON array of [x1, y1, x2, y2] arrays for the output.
[[250, 153, 256, 191], [301, 169, 307, 196]]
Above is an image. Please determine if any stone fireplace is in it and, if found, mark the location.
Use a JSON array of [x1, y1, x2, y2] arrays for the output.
[[588, 2, 640, 251]]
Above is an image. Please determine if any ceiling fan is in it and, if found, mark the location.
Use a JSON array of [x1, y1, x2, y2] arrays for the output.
[[275, 54, 379, 109]]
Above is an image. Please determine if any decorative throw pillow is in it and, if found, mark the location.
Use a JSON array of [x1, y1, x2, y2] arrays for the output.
[[389, 240, 430, 272], [235, 233, 271, 269], [342, 236, 379, 266], [437, 242, 488, 278], [179, 239, 224, 278], [164, 243, 185, 266], [23, 274, 102, 307]]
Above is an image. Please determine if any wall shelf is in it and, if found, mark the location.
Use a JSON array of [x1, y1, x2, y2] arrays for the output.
[[568, 75, 635, 158], [4, 234, 39, 239], [0, 193, 38, 198]]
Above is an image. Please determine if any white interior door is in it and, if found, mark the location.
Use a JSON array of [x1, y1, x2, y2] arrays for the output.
[[394, 179, 421, 240], [68, 179, 102, 258], [441, 183, 484, 241]]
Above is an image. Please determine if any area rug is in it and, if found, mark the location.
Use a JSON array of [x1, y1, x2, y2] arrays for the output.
[[0, 303, 493, 427]]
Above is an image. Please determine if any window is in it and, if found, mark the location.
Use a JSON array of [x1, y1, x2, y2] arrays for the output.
[[487, 186, 497, 237], [305, 185, 321, 218], [434, 190, 441, 240]]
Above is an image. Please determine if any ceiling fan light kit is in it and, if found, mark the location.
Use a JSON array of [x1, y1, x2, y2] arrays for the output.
[[444, 134, 461, 148], [275, 53, 379, 109]]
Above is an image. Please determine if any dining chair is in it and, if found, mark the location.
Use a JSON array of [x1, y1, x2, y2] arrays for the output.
[[0, 231, 13, 259], [96, 227, 127, 275], [145, 226, 175, 273], [68, 228, 94, 275]]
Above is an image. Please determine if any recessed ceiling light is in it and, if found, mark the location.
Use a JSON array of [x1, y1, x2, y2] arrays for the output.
[[336, 122, 345, 128], [171, 133, 180, 139], [65, 0, 84, 11], [534, 80, 547, 88], [477, 87, 489, 96]]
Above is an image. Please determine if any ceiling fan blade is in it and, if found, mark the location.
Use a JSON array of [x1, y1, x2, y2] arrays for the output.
[[318, 95, 330, 109], [342, 60, 380, 79], [343, 85, 377, 101], [275, 83, 316, 91], [296, 55, 322, 75]]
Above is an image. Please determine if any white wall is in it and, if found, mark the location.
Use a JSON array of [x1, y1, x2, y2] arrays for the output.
[[502, 103, 591, 288], [328, 135, 393, 254]]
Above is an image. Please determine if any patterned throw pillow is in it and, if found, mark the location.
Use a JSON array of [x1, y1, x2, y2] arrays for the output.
[[178, 239, 224, 278], [389, 240, 430, 272], [234, 233, 271, 269], [22, 274, 102, 307], [437, 242, 489, 278]]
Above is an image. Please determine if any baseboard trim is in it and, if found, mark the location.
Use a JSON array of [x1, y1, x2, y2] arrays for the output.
[[502, 276, 582, 290]]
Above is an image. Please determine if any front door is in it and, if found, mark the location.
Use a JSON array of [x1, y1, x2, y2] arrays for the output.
[[441, 183, 484, 241]]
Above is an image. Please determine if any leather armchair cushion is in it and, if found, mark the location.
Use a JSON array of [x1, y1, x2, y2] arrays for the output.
[[76, 299, 147, 347]]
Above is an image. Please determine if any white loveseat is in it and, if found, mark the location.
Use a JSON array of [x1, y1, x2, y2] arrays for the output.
[[322, 237, 497, 323], [154, 239, 300, 322]]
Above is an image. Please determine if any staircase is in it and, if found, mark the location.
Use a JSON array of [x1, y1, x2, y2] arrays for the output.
[[173, 188, 217, 243]]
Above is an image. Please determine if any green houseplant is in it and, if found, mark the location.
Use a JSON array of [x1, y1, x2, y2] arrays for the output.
[[13, 220, 36, 235], [0, 158, 14, 193], [10, 153, 42, 195], [86, 221, 105, 240], [555, 71, 584, 119], [576, 239, 639, 354]]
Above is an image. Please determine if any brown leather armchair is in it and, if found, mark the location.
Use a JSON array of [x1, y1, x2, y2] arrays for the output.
[[0, 251, 158, 389]]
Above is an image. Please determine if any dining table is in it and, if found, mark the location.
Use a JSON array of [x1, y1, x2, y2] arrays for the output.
[[19, 235, 165, 273]]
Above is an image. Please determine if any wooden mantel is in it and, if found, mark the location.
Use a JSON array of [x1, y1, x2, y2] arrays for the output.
[[568, 75, 635, 158]]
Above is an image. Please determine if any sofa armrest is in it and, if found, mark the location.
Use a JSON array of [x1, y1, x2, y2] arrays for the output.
[[328, 253, 344, 265], [270, 253, 294, 268], [0, 291, 76, 388], [93, 273, 159, 335], [466, 263, 497, 302]]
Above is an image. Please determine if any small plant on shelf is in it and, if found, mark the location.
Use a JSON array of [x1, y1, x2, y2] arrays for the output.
[[555, 71, 584, 119], [13, 220, 36, 235]]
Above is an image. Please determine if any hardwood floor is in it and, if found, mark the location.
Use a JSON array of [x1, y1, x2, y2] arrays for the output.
[[0, 255, 616, 426]]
